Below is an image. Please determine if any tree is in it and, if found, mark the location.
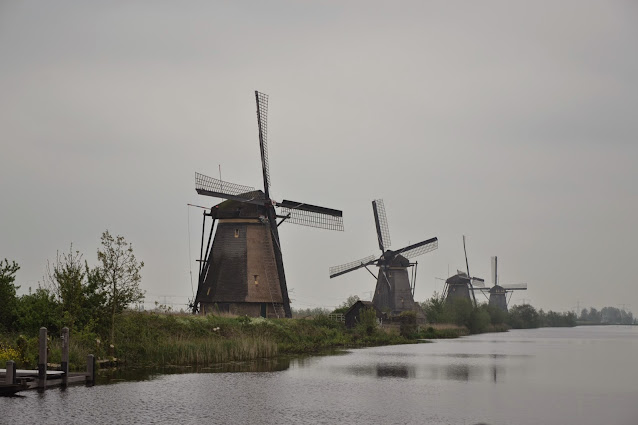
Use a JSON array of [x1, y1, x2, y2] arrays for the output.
[[508, 304, 540, 329], [332, 295, 361, 314], [0, 259, 20, 331], [97, 231, 145, 345], [45, 245, 109, 332], [341, 295, 360, 309], [15, 286, 61, 335], [45, 245, 86, 329], [421, 292, 445, 323]]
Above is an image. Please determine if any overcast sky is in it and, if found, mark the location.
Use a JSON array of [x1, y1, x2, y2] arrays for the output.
[[1, 1, 636, 313]]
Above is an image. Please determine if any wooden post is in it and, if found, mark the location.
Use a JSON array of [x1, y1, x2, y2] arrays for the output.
[[86, 354, 95, 386], [6, 360, 16, 385], [61, 327, 69, 387], [38, 327, 47, 390]]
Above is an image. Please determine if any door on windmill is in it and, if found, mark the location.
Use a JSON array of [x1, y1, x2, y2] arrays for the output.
[[260, 303, 267, 318]]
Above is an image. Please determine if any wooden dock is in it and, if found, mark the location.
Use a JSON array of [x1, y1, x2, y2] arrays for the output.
[[0, 327, 95, 396]]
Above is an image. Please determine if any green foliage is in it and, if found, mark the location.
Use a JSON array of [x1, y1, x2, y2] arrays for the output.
[[399, 310, 417, 337], [485, 304, 508, 326], [46, 246, 85, 328], [579, 306, 634, 324], [0, 340, 21, 365], [420, 292, 445, 323], [539, 310, 577, 327], [423, 293, 578, 332], [356, 307, 379, 336], [415, 325, 469, 339], [423, 294, 513, 333], [97, 230, 145, 344], [341, 295, 360, 309], [332, 295, 360, 314], [508, 304, 541, 329], [291, 307, 332, 318], [468, 306, 491, 334], [0, 259, 20, 331], [44, 246, 109, 333], [15, 287, 61, 335]]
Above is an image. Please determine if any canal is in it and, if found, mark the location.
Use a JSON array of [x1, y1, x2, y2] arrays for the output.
[[1, 326, 636, 424]]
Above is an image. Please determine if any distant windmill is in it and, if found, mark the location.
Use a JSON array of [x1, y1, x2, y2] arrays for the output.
[[193, 91, 344, 318], [442, 236, 483, 308], [474, 256, 527, 312], [329, 199, 438, 319]]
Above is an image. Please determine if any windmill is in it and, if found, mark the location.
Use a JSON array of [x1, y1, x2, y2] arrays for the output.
[[474, 256, 527, 312], [442, 236, 483, 308], [192, 91, 344, 318], [329, 199, 438, 319]]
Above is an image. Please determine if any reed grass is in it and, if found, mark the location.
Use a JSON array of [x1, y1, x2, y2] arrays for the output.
[[2, 311, 479, 370]]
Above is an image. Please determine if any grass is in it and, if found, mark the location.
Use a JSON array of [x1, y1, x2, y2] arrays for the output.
[[1, 311, 497, 370]]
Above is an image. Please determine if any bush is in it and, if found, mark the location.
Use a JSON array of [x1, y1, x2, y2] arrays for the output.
[[15, 287, 61, 335], [508, 304, 541, 329], [0, 259, 20, 331], [0, 341, 21, 365], [356, 308, 379, 336], [468, 306, 491, 334], [399, 311, 417, 337]]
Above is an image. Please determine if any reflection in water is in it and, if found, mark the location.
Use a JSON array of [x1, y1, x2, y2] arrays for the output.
[[344, 363, 416, 379], [97, 357, 292, 384], [446, 364, 470, 381], [376, 364, 415, 379], [441, 362, 505, 383]]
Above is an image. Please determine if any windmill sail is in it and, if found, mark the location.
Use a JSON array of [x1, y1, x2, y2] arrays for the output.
[[393, 237, 439, 260], [255, 91, 271, 197], [329, 255, 377, 278], [195, 173, 265, 204], [501, 283, 528, 290], [372, 199, 391, 251], [279, 199, 344, 231]]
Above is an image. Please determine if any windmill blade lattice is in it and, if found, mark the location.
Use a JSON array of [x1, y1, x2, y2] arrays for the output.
[[501, 283, 528, 290], [394, 237, 438, 260], [329, 255, 377, 278], [280, 207, 344, 231], [372, 199, 391, 251], [471, 277, 486, 288], [255, 91, 270, 196], [195, 172, 265, 203]]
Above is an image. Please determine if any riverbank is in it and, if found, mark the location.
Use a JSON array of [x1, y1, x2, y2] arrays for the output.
[[1, 311, 477, 370]]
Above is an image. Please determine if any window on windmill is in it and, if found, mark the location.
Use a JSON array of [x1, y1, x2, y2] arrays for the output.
[[234, 229, 240, 238], [254, 275, 259, 285]]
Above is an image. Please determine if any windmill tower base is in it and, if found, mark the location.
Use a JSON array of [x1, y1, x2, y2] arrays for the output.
[[196, 218, 287, 319], [200, 302, 286, 318], [372, 261, 426, 323]]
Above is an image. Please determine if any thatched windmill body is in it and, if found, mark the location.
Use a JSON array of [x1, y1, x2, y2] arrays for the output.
[[193, 91, 344, 318], [329, 199, 438, 319]]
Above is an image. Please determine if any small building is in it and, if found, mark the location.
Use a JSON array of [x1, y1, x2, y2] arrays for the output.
[[345, 301, 385, 329]]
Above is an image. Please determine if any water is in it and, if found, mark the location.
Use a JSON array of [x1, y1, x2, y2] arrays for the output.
[[2, 326, 637, 425]]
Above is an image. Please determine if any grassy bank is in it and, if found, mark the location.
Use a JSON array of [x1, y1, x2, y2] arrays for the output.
[[1, 311, 473, 370]]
